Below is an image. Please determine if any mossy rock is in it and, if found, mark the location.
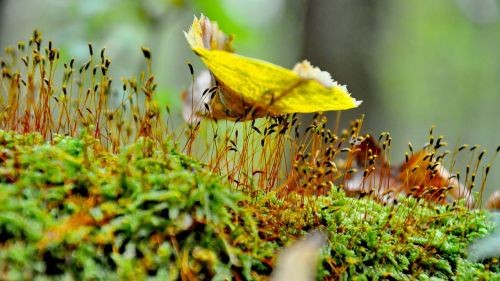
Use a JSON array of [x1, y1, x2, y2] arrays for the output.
[[0, 130, 264, 280], [0, 130, 498, 280]]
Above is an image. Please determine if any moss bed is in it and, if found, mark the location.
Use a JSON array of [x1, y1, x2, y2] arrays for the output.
[[0, 130, 498, 280]]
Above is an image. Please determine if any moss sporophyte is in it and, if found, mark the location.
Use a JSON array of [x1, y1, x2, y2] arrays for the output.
[[0, 16, 499, 280]]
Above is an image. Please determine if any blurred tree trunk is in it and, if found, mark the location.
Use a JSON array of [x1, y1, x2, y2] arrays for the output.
[[301, 0, 384, 133], [0, 0, 4, 46]]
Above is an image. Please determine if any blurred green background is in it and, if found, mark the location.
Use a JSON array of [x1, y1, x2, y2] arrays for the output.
[[1, 0, 499, 198]]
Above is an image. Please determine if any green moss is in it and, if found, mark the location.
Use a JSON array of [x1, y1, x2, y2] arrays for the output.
[[0, 130, 498, 280], [0, 130, 262, 280]]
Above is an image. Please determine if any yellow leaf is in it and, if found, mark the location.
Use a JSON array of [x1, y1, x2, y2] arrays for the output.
[[184, 15, 361, 121], [193, 47, 360, 114]]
